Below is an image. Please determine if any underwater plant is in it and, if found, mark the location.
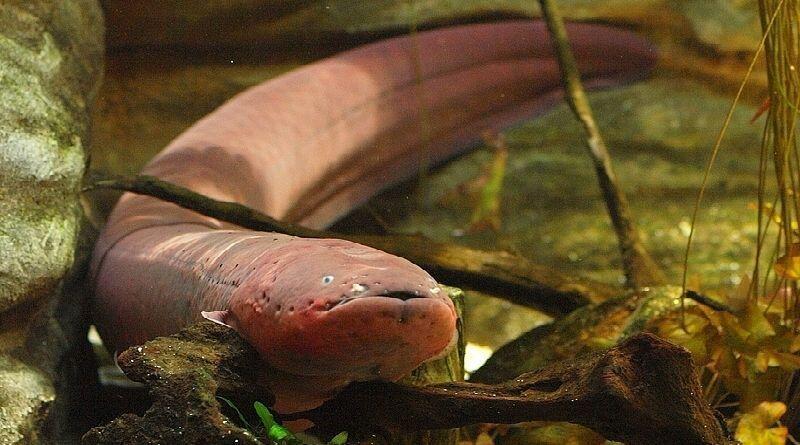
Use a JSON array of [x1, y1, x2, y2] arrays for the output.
[[218, 397, 348, 445], [669, 0, 800, 442]]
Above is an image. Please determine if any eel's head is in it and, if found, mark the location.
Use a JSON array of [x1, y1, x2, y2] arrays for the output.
[[207, 237, 457, 410]]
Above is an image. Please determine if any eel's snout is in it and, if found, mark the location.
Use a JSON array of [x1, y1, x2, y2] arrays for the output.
[[229, 237, 458, 399]]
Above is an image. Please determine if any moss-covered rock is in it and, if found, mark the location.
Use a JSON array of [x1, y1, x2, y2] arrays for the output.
[[0, 0, 102, 312], [0, 355, 54, 445], [0, 1, 104, 443]]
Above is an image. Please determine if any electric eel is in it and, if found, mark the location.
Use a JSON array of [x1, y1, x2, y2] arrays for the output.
[[90, 20, 656, 414]]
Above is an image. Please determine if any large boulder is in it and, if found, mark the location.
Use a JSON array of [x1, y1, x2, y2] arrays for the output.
[[0, 1, 104, 443]]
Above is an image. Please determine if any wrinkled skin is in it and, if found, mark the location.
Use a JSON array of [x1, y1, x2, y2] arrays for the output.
[[91, 20, 656, 413]]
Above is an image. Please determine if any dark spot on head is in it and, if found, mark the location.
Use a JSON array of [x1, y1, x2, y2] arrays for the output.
[[289, 306, 294, 312], [261, 291, 267, 300], [276, 304, 282, 311]]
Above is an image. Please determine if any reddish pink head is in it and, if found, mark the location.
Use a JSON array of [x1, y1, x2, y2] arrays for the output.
[[205, 237, 457, 410]]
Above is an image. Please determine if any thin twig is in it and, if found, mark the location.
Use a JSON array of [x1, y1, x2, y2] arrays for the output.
[[683, 290, 736, 313], [86, 174, 321, 238], [537, 0, 665, 290], [84, 173, 618, 315]]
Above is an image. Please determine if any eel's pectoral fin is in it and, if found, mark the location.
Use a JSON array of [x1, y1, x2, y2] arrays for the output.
[[201, 310, 237, 329]]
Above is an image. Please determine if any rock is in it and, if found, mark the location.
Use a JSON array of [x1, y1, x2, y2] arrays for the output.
[[81, 321, 265, 445], [0, 0, 103, 313], [0, 1, 104, 443], [674, 0, 761, 53], [0, 356, 54, 445]]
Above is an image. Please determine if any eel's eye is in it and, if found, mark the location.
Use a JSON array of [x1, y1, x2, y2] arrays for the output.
[[322, 275, 334, 285]]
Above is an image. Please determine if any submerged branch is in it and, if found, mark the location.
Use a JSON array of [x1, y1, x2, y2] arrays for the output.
[[683, 290, 735, 313], [538, 0, 666, 289], [298, 333, 731, 445], [87, 174, 320, 237], [84, 173, 616, 315]]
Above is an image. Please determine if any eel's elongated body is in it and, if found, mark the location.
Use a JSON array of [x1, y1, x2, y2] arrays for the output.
[[91, 21, 656, 413]]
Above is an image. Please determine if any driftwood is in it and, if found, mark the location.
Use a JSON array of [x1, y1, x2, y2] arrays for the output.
[[84, 174, 615, 315], [83, 318, 732, 445], [296, 333, 732, 445]]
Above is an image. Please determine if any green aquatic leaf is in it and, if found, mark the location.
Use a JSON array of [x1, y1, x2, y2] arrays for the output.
[[254, 401, 297, 444], [328, 431, 348, 444], [218, 398, 343, 444], [216, 396, 253, 431]]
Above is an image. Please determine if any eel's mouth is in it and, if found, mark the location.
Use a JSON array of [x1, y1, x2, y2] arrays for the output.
[[380, 290, 425, 301], [324, 289, 429, 311]]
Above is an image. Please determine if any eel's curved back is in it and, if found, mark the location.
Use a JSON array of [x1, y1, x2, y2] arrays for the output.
[[95, 20, 656, 260]]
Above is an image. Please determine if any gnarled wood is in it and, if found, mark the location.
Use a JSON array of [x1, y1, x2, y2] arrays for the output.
[[297, 333, 733, 445]]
